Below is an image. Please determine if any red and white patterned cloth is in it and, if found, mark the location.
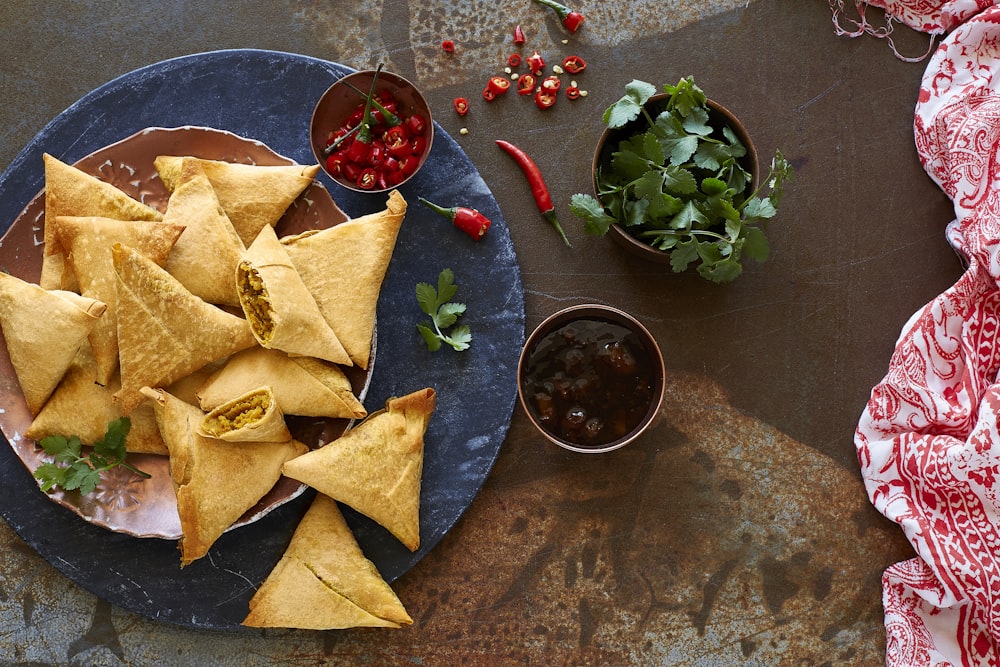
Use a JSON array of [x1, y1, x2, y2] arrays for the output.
[[855, 3, 1000, 665]]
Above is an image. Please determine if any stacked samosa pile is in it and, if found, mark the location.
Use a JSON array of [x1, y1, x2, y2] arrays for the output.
[[0, 150, 436, 630]]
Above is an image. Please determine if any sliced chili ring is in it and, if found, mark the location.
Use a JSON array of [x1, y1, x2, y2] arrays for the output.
[[517, 73, 536, 95], [441, 40, 455, 53], [534, 89, 556, 110], [508, 53, 522, 68], [383, 125, 411, 158], [356, 167, 378, 190], [561, 55, 587, 74], [565, 85, 580, 100], [325, 151, 348, 177], [487, 76, 511, 96], [453, 96, 470, 116], [406, 113, 427, 135], [482, 87, 496, 102], [541, 75, 561, 92], [410, 134, 428, 157]]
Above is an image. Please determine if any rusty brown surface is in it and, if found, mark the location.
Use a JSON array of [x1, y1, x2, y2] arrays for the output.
[[0, 0, 959, 664]]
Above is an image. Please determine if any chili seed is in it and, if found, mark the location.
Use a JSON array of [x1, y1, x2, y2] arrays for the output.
[[553, 65, 564, 75]]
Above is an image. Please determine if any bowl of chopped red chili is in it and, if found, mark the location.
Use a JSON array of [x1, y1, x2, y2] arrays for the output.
[[310, 69, 433, 193], [517, 304, 665, 453]]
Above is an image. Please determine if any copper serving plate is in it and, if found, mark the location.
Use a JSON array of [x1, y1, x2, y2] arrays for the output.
[[0, 126, 372, 539]]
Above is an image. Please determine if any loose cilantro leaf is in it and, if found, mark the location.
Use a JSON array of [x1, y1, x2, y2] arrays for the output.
[[571, 76, 793, 283], [416, 269, 472, 352], [33, 417, 149, 494]]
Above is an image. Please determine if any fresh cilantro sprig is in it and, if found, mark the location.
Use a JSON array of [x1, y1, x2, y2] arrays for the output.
[[571, 76, 793, 284], [416, 268, 472, 352], [33, 417, 149, 495]]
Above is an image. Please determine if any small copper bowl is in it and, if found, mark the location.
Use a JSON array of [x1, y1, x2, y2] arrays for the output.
[[310, 69, 433, 193], [517, 304, 666, 453], [593, 96, 759, 263]]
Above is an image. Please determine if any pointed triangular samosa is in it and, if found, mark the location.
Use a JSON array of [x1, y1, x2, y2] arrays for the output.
[[0, 272, 106, 414], [282, 387, 435, 551], [141, 387, 307, 566], [154, 156, 320, 246], [236, 225, 350, 365], [281, 190, 406, 370], [41, 153, 163, 290], [161, 161, 246, 306], [196, 346, 365, 419], [243, 493, 411, 629], [112, 243, 256, 414], [53, 215, 185, 385]]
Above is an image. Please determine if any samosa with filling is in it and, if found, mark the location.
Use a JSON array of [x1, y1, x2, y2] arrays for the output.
[[0, 272, 106, 415], [196, 347, 365, 419], [243, 493, 411, 629], [197, 386, 292, 443], [236, 225, 350, 365], [141, 387, 307, 566], [282, 387, 435, 552], [281, 190, 406, 369]]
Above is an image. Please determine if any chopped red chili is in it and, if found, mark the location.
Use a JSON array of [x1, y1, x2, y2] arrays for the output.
[[383, 125, 411, 158], [541, 75, 561, 92], [527, 50, 546, 75], [561, 55, 586, 74], [517, 74, 536, 95], [442, 40, 456, 53], [410, 134, 428, 156], [406, 113, 427, 135], [453, 97, 470, 116], [565, 85, 580, 100], [508, 53, 522, 68], [356, 167, 378, 190], [487, 76, 511, 96], [534, 89, 556, 110], [482, 87, 496, 102], [513, 24, 526, 45]]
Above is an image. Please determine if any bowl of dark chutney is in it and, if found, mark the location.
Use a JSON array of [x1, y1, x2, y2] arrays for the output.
[[517, 304, 665, 453]]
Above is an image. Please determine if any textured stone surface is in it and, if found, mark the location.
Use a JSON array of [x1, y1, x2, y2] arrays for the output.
[[0, 0, 960, 664]]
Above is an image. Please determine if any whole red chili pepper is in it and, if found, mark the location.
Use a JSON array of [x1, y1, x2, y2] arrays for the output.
[[513, 24, 526, 45], [532, 0, 585, 32], [419, 197, 491, 240], [495, 139, 570, 247], [561, 55, 586, 74]]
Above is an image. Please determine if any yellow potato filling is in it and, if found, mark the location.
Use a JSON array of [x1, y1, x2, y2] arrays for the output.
[[202, 391, 270, 436], [237, 262, 274, 343]]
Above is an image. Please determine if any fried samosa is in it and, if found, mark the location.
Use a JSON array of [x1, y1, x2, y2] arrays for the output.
[[0, 272, 107, 415], [196, 346, 365, 419], [141, 387, 307, 566], [237, 225, 350, 365], [197, 386, 292, 443], [154, 156, 320, 246], [112, 243, 257, 414], [281, 387, 435, 552], [281, 190, 406, 369], [243, 493, 411, 629]]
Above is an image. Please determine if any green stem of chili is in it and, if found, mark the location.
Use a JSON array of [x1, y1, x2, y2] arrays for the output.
[[356, 63, 384, 145], [341, 79, 402, 127]]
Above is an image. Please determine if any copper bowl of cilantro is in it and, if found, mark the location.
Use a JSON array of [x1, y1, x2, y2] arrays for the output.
[[517, 304, 665, 454], [569, 77, 792, 283]]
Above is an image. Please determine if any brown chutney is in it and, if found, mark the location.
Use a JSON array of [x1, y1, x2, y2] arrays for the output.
[[520, 318, 657, 447]]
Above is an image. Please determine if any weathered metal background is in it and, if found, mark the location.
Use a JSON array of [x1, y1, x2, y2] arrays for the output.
[[0, 0, 957, 664]]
